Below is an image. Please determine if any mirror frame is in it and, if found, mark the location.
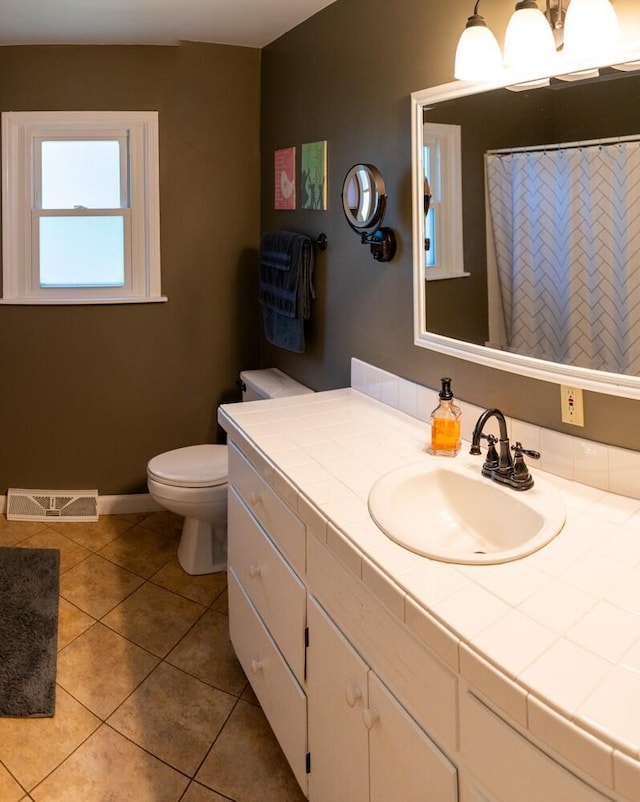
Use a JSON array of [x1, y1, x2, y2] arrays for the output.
[[412, 44, 640, 400]]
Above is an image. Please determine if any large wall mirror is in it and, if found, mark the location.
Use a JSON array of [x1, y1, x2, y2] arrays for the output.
[[412, 45, 640, 400]]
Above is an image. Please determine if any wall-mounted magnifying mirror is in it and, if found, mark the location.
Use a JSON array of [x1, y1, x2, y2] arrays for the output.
[[342, 163, 396, 262]]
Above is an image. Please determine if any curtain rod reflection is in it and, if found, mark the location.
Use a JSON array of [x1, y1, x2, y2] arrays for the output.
[[487, 132, 640, 157]]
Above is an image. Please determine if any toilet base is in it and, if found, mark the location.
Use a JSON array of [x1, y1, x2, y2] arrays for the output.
[[177, 517, 227, 575]]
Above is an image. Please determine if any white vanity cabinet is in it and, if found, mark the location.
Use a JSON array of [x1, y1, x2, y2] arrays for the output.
[[221, 393, 640, 802], [227, 437, 459, 802], [306, 596, 458, 802]]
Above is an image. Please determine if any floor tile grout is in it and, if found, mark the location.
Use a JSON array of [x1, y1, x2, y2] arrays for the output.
[[1, 512, 303, 802]]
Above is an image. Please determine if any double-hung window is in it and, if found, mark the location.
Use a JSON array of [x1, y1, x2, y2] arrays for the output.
[[2, 111, 163, 304]]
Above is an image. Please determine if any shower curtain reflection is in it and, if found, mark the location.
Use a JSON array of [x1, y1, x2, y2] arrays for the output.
[[486, 138, 640, 375]]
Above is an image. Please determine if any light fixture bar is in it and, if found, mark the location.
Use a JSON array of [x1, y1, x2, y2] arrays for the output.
[[453, 0, 624, 89], [545, 0, 566, 49]]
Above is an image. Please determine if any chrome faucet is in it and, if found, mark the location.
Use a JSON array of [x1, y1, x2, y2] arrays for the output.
[[470, 408, 540, 490]]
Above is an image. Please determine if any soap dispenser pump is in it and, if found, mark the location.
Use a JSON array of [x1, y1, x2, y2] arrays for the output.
[[430, 377, 461, 456]]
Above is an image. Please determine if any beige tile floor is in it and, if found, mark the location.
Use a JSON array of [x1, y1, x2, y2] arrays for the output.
[[0, 512, 306, 802]]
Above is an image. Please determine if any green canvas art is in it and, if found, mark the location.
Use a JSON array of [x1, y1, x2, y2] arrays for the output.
[[301, 141, 327, 210]]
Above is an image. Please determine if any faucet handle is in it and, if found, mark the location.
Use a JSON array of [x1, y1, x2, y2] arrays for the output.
[[470, 432, 498, 456], [511, 442, 540, 460], [484, 434, 500, 469], [510, 442, 539, 489]]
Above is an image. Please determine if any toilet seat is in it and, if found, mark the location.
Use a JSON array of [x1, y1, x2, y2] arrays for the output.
[[147, 444, 228, 488]]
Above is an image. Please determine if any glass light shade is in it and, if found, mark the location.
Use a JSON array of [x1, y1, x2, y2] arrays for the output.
[[503, 4, 557, 70], [563, 0, 620, 61], [454, 24, 503, 81]]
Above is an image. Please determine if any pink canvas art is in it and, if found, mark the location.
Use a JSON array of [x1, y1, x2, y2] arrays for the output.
[[274, 146, 296, 210]]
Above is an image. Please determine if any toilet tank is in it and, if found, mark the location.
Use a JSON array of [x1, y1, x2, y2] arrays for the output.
[[240, 368, 314, 401]]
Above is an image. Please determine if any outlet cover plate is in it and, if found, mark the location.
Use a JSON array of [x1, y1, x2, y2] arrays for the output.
[[561, 385, 584, 427]]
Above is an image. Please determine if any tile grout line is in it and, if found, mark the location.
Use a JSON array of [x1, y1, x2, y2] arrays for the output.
[[3, 512, 288, 802]]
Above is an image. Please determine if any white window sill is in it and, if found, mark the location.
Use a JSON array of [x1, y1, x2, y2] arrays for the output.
[[425, 271, 471, 282], [0, 296, 168, 305]]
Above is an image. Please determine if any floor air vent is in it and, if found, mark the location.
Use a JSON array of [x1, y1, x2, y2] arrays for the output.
[[7, 489, 99, 522]]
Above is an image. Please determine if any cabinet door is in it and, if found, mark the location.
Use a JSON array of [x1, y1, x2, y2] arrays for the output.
[[306, 597, 369, 802], [368, 672, 458, 802]]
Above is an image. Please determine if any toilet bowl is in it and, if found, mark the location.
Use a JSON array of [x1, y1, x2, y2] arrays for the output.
[[147, 444, 228, 575], [147, 368, 314, 575]]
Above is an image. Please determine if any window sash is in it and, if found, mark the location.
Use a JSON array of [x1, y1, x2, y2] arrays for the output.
[[33, 133, 130, 211], [31, 208, 132, 297]]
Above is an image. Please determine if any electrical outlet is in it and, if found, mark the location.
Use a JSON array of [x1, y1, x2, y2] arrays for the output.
[[561, 385, 584, 426]]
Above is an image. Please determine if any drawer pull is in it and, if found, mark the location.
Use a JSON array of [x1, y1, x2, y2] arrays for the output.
[[248, 564, 262, 579], [362, 708, 380, 730], [345, 685, 363, 708], [249, 491, 262, 506], [250, 658, 264, 675]]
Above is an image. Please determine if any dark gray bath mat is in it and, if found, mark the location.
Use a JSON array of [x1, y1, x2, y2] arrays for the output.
[[0, 546, 60, 717]]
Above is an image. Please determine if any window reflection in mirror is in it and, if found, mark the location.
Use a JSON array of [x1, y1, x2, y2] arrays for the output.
[[422, 123, 465, 280]]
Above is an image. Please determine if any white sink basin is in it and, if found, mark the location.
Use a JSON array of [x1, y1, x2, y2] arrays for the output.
[[368, 458, 566, 565]]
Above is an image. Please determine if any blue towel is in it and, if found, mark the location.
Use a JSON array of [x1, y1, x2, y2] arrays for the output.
[[259, 230, 315, 353]]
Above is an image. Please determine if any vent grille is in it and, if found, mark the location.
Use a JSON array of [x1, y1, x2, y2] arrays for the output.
[[7, 489, 98, 522]]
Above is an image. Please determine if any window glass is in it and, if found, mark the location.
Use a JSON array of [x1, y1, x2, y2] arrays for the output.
[[39, 216, 125, 287], [425, 207, 437, 268], [424, 145, 436, 268], [41, 140, 122, 210]]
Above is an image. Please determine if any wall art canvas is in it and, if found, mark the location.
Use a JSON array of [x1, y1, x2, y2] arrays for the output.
[[301, 140, 327, 210], [274, 146, 296, 210]]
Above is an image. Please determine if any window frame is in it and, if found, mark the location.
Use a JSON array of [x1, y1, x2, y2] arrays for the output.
[[422, 122, 468, 282], [1, 111, 164, 304]]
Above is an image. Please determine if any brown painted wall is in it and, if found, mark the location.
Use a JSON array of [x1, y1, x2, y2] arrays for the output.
[[0, 43, 261, 494], [260, 0, 640, 450]]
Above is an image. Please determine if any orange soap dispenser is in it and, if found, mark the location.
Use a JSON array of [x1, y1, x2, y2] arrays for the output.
[[430, 377, 461, 456]]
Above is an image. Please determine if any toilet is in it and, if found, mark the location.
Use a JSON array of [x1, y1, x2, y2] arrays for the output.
[[146, 368, 314, 575]]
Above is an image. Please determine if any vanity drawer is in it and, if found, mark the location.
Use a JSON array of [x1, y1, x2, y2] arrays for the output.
[[228, 486, 306, 683], [460, 692, 609, 802], [228, 568, 308, 795], [229, 441, 306, 575]]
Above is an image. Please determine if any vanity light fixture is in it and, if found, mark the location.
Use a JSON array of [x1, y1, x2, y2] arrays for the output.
[[454, 0, 503, 81], [454, 0, 622, 81], [503, 1, 556, 70], [563, 0, 620, 61]]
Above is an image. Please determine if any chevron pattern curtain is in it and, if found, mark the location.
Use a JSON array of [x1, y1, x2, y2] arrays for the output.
[[486, 141, 640, 375]]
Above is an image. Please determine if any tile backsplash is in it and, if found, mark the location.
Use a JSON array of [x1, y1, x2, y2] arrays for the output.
[[351, 358, 640, 501]]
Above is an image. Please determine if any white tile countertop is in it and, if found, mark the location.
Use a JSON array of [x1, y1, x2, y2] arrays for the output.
[[219, 387, 640, 799]]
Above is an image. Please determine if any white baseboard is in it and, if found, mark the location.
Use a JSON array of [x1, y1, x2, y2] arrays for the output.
[[0, 493, 162, 517]]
